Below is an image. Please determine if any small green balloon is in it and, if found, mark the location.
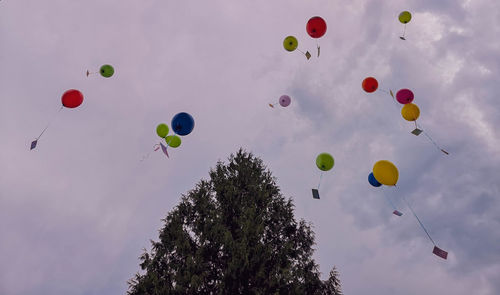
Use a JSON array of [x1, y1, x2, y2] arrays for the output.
[[283, 36, 298, 52], [156, 123, 169, 138], [316, 153, 334, 171], [399, 11, 412, 24], [100, 64, 114, 78], [165, 135, 181, 148]]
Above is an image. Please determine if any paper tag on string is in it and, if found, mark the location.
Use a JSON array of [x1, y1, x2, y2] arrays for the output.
[[411, 128, 423, 136], [305, 51, 311, 60], [393, 210, 403, 216], [30, 140, 38, 150], [312, 189, 320, 199], [433, 246, 448, 260]]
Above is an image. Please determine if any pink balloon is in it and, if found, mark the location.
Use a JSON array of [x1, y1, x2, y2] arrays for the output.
[[396, 89, 414, 104], [279, 95, 291, 107]]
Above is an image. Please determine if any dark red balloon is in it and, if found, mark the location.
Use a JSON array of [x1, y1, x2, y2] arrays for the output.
[[362, 77, 378, 93], [306, 16, 327, 38], [61, 89, 84, 108]]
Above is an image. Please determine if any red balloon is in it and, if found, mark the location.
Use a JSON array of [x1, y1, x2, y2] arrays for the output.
[[362, 77, 378, 93], [306, 16, 327, 38], [61, 89, 84, 108]]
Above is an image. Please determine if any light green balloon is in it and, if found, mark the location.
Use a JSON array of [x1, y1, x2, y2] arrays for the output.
[[399, 11, 412, 24], [165, 135, 181, 148], [316, 153, 334, 171], [100, 64, 114, 78], [156, 123, 169, 138]]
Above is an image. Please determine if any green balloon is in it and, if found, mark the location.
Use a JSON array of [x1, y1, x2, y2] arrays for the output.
[[399, 11, 412, 24], [316, 153, 334, 171], [156, 123, 169, 138], [283, 36, 298, 52], [165, 135, 181, 148], [100, 64, 114, 78]]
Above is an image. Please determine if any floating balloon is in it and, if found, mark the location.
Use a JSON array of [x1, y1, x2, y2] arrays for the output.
[[31, 89, 84, 150], [283, 35, 311, 59], [401, 103, 420, 121], [399, 11, 412, 40], [171, 112, 195, 136], [306, 16, 327, 38], [362, 77, 379, 93], [283, 36, 298, 52], [165, 135, 181, 148], [399, 11, 412, 24], [373, 160, 398, 186], [62, 89, 84, 108], [316, 153, 334, 171], [368, 172, 382, 187], [156, 123, 169, 138], [100, 64, 114, 78], [270, 95, 291, 108], [396, 89, 414, 104], [306, 16, 327, 57]]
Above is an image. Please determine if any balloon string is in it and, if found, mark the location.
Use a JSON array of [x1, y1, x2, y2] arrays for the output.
[[317, 171, 324, 190], [379, 89, 400, 109], [35, 106, 63, 141], [402, 194, 436, 246], [416, 123, 448, 154], [402, 24, 407, 39], [381, 187, 397, 211]]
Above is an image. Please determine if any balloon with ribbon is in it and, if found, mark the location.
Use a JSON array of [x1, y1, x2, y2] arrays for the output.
[[269, 95, 291, 108], [312, 153, 334, 199], [283, 35, 311, 60], [87, 64, 115, 78], [398, 11, 412, 40], [306, 16, 327, 57], [30, 89, 84, 150], [362, 76, 397, 103]]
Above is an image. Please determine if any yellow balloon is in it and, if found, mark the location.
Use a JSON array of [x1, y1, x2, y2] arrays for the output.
[[283, 36, 298, 52], [401, 103, 420, 121], [399, 11, 412, 24], [373, 160, 399, 186]]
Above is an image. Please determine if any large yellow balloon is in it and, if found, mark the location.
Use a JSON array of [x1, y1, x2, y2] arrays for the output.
[[401, 103, 420, 121], [283, 36, 298, 52], [373, 160, 399, 186], [399, 11, 412, 24]]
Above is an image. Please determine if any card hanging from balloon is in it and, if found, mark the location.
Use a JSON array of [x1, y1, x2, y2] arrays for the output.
[[432, 246, 448, 260], [393, 210, 403, 216], [411, 128, 423, 136], [159, 142, 169, 158], [301, 50, 312, 60], [312, 189, 320, 199], [30, 140, 38, 150]]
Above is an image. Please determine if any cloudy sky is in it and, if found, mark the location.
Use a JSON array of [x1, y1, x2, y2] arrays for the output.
[[1, 0, 500, 294]]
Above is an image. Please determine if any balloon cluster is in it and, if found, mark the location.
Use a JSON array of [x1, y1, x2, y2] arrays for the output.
[[153, 112, 195, 158]]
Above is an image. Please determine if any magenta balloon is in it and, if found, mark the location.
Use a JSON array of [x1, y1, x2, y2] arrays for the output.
[[396, 89, 414, 104], [279, 95, 291, 107]]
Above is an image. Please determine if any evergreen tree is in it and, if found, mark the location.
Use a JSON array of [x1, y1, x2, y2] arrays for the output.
[[128, 149, 342, 294], [322, 266, 343, 295]]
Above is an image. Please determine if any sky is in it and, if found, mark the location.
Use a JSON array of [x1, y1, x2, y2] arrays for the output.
[[1, 0, 500, 294]]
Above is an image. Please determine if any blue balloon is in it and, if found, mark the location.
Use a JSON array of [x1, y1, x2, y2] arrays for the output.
[[368, 172, 382, 187], [171, 112, 195, 136]]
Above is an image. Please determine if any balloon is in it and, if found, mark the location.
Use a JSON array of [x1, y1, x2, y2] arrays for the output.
[[156, 123, 169, 138], [396, 88, 414, 104], [61, 89, 84, 108], [316, 153, 334, 171], [368, 172, 382, 187], [100, 64, 114, 78], [165, 135, 181, 148], [279, 95, 291, 107], [283, 36, 298, 52], [401, 103, 420, 121], [306, 16, 327, 38], [362, 77, 378, 93], [399, 11, 412, 24], [373, 160, 398, 186], [171, 112, 195, 136]]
